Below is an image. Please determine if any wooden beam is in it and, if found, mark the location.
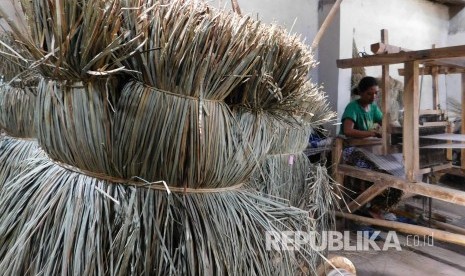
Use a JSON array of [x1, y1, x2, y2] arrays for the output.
[[403, 61, 420, 182], [335, 211, 465, 247], [431, 44, 440, 111], [373, 42, 465, 69], [347, 181, 389, 212], [429, 0, 465, 6], [430, 220, 465, 236], [371, 42, 409, 54], [381, 30, 390, 155], [337, 45, 465, 68], [462, 73, 465, 170], [399, 66, 465, 75], [338, 165, 465, 206]]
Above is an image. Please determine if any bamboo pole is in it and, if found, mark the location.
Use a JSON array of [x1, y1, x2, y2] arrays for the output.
[[311, 0, 343, 51], [335, 211, 465, 246], [230, 0, 242, 15]]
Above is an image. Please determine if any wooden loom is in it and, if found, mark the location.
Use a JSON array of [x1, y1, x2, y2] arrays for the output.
[[333, 29, 465, 246]]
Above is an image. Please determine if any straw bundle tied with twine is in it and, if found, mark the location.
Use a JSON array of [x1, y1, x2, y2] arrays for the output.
[[0, 85, 40, 191], [0, 31, 42, 194], [0, 0, 336, 274]]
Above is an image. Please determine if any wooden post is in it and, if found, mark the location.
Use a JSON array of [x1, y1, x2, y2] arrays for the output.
[[432, 66, 440, 109], [462, 73, 465, 170], [403, 61, 420, 182], [311, 0, 343, 51], [381, 29, 390, 155], [431, 45, 440, 110], [332, 137, 345, 186]]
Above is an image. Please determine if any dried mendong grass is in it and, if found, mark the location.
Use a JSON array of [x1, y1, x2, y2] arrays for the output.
[[0, 0, 142, 82], [0, 156, 318, 275], [36, 78, 117, 175], [0, 84, 37, 138], [0, 137, 43, 192], [112, 81, 274, 188]]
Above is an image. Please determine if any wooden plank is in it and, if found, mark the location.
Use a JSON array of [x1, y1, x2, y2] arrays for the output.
[[443, 166, 465, 177], [420, 109, 446, 116], [403, 61, 420, 181], [338, 164, 465, 206], [371, 42, 409, 54], [416, 163, 452, 174], [347, 181, 389, 213], [399, 66, 465, 75], [335, 211, 465, 247], [343, 137, 382, 147], [431, 220, 465, 236], [419, 121, 449, 127], [459, 73, 465, 170], [381, 30, 390, 155], [337, 45, 465, 68], [372, 42, 465, 69]]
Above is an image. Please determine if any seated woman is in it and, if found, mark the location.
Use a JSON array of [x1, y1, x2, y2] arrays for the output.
[[339, 77, 402, 214], [340, 76, 383, 138]]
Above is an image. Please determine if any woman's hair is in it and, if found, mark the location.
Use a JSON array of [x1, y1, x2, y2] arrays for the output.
[[353, 76, 378, 95]]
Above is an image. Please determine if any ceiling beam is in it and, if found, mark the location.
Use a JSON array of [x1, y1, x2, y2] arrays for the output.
[[429, 0, 465, 6]]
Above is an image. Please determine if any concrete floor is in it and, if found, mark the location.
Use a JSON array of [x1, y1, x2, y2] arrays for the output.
[[338, 233, 465, 276]]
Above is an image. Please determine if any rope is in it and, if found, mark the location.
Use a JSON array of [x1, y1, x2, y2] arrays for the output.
[[1, 131, 36, 141], [50, 157, 244, 194], [137, 81, 223, 103]]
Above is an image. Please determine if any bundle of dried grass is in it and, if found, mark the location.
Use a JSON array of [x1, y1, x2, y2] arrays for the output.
[[0, 32, 42, 193], [0, 85, 36, 137], [0, 0, 336, 274], [111, 81, 274, 187], [0, 155, 321, 275], [0, 84, 39, 189], [0, 0, 141, 81], [35, 78, 117, 175]]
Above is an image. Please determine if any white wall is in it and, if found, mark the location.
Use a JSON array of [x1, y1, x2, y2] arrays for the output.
[[447, 6, 465, 107]]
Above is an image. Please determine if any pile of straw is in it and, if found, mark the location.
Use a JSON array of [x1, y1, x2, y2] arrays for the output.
[[0, 0, 336, 274]]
